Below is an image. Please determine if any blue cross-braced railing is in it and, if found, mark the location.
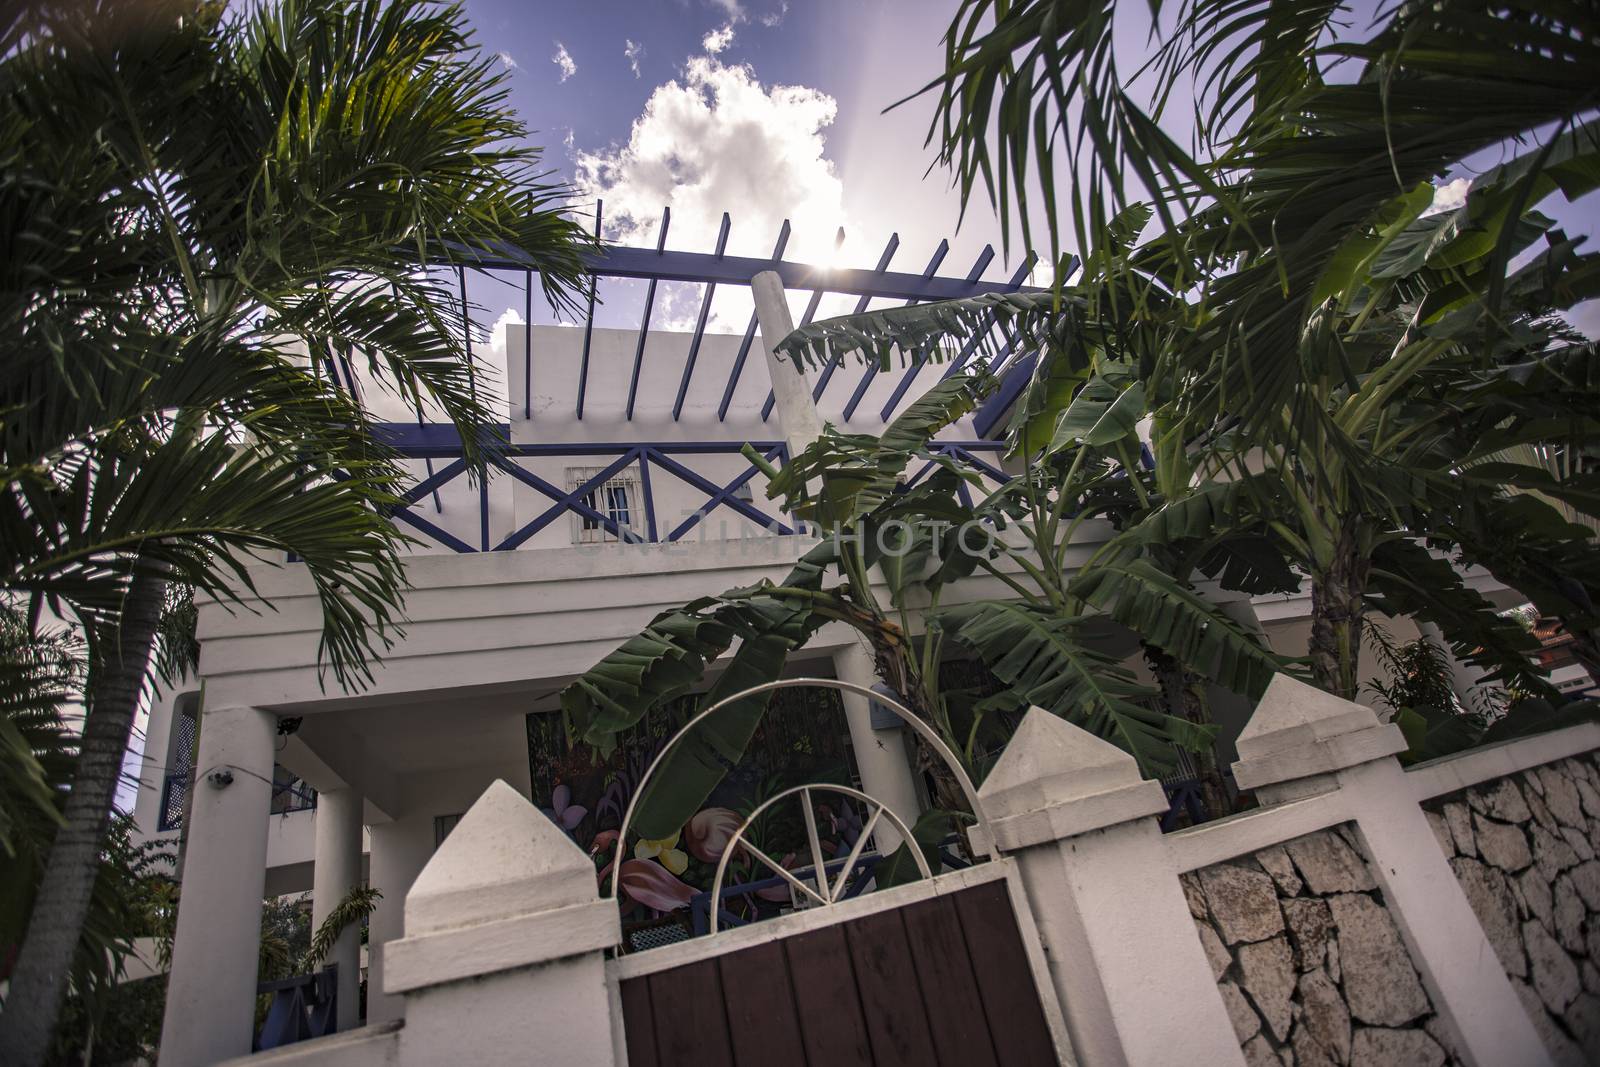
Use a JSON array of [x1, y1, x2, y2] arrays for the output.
[[373, 423, 795, 552], [902, 441, 1013, 508]]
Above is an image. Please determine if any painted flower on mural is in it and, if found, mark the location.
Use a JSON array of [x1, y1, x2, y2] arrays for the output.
[[542, 783, 588, 834], [684, 806, 742, 862], [634, 830, 688, 875], [591, 828, 621, 885], [619, 858, 697, 912]]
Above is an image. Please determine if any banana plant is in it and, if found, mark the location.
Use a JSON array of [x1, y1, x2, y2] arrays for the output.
[[560, 374, 994, 840]]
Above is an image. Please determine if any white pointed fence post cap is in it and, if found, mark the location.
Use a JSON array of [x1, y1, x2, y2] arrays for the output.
[[979, 707, 1156, 824], [1235, 673, 1384, 761], [405, 779, 597, 936], [1231, 674, 1407, 794]]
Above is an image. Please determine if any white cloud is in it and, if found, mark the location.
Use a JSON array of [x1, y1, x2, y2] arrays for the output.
[[1426, 177, 1471, 217], [574, 56, 853, 328], [702, 24, 735, 54], [479, 306, 525, 414], [624, 39, 644, 78], [552, 41, 576, 82], [708, 0, 745, 22], [760, 1, 788, 27], [494, 50, 518, 71]]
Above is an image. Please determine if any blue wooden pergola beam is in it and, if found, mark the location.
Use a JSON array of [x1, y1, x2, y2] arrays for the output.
[[449, 240, 1031, 302], [575, 201, 603, 420], [878, 253, 1031, 422], [973, 350, 1038, 438], [841, 239, 951, 422], [626, 207, 672, 421], [717, 221, 791, 422], [673, 212, 731, 421], [812, 233, 898, 402]]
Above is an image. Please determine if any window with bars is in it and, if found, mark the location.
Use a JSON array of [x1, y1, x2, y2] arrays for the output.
[[567, 466, 640, 544]]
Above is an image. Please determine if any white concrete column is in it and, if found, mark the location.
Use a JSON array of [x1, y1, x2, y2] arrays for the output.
[[312, 786, 364, 1031], [980, 709, 1247, 1067], [385, 781, 620, 1066], [832, 642, 923, 851], [751, 270, 825, 458], [366, 813, 435, 1026], [1232, 674, 1549, 1067], [1418, 620, 1501, 713], [751, 270, 926, 848], [159, 705, 278, 1067]]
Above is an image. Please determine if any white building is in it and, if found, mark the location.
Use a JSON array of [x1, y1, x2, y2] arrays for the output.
[[132, 239, 1549, 1065]]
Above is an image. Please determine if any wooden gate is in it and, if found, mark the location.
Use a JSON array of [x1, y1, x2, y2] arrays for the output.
[[612, 864, 1067, 1066]]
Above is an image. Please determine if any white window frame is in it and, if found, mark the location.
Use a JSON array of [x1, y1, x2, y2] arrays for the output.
[[566, 465, 641, 544]]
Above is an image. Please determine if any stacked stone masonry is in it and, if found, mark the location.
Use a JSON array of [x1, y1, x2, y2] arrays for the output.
[[1181, 825, 1463, 1067], [1424, 753, 1600, 1064]]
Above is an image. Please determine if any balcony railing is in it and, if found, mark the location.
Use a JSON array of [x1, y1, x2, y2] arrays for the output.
[[157, 766, 315, 832], [375, 424, 800, 553], [372, 425, 1017, 556]]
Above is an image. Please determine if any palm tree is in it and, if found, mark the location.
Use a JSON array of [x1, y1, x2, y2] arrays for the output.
[[559, 359, 1283, 839], [795, 0, 1600, 700], [0, 1, 588, 1060]]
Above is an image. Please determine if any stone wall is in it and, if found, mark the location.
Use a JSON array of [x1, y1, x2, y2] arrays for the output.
[[1181, 825, 1462, 1067], [1423, 753, 1600, 1064]]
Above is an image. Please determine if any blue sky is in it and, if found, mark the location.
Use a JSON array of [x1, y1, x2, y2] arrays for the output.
[[450, 0, 1597, 345], [452, 0, 1021, 346]]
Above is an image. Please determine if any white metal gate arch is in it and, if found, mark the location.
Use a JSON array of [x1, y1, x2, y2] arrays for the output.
[[607, 676, 995, 933]]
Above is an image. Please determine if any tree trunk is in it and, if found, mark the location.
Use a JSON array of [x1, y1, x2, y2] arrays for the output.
[[1144, 644, 1231, 822], [1308, 527, 1371, 702], [0, 568, 166, 1067]]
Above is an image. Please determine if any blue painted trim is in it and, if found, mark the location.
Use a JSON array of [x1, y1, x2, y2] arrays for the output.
[[451, 241, 1038, 303], [393, 457, 468, 508], [491, 450, 646, 548], [576, 201, 602, 420], [718, 222, 791, 422], [938, 253, 1042, 378], [841, 240, 949, 422], [390, 506, 476, 553], [626, 207, 671, 421], [674, 212, 731, 421], [873, 246, 1000, 422], [637, 450, 659, 542], [479, 475, 490, 551], [651, 447, 794, 539], [883, 255, 1037, 422], [813, 234, 898, 402], [973, 351, 1038, 438], [373, 423, 780, 457]]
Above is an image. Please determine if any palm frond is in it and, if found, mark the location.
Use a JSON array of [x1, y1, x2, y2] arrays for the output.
[[939, 599, 1212, 774]]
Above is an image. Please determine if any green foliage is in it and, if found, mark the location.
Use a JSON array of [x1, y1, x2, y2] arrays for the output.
[[874, 809, 970, 891], [1, 0, 591, 685], [301, 885, 381, 974], [1, 1, 591, 1054], [939, 600, 1209, 773]]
